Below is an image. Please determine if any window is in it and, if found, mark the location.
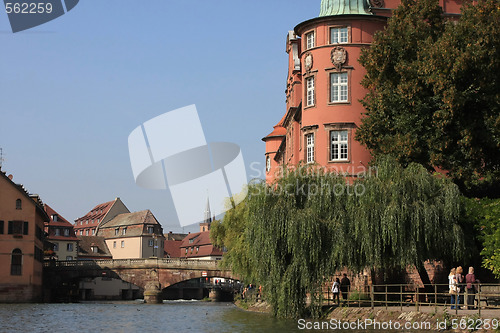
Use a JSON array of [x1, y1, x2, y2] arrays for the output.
[[185, 248, 188, 254], [55, 228, 60, 236], [85, 229, 89, 236], [266, 156, 271, 173], [79, 230, 83, 236], [64, 229, 70, 236], [11, 249, 22, 275], [90, 246, 97, 253], [147, 226, 154, 234], [53, 242, 59, 251], [113, 241, 116, 248], [8, 221, 27, 235], [121, 240, 125, 248], [0, 220, 3, 234], [148, 239, 154, 247], [66, 256, 73, 260], [306, 77, 315, 107], [331, 27, 348, 44], [330, 72, 348, 102], [92, 229, 95, 236], [67, 243, 73, 252], [122, 227, 127, 235], [15, 199, 22, 210], [34, 246, 43, 262], [115, 228, 119, 236], [52, 214, 58, 222], [306, 31, 315, 49], [196, 246, 199, 252], [306, 134, 315, 163], [330, 130, 349, 161]]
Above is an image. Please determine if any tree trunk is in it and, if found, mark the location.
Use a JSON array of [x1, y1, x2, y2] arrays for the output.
[[416, 261, 434, 302]]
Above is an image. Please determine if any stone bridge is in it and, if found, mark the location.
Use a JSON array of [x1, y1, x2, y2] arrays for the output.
[[43, 258, 237, 303]]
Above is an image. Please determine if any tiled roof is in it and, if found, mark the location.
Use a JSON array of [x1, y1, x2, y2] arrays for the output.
[[44, 204, 79, 241], [99, 210, 160, 228], [179, 231, 223, 258], [74, 200, 114, 229], [164, 240, 182, 258], [164, 232, 188, 241], [77, 236, 112, 259]]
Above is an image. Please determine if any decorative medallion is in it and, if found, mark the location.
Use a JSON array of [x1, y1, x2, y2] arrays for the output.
[[304, 52, 313, 72], [369, 0, 384, 8], [331, 46, 347, 70]]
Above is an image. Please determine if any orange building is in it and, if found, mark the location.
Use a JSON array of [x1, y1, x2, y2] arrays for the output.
[[0, 171, 49, 302], [263, 0, 463, 182]]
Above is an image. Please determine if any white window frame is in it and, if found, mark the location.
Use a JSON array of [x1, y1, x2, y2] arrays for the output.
[[122, 227, 127, 235], [64, 229, 69, 236], [266, 156, 271, 173], [67, 243, 73, 252], [330, 27, 348, 44], [330, 130, 349, 161], [147, 226, 154, 234], [330, 72, 348, 103], [121, 241, 125, 248], [306, 31, 315, 49], [148, 239, 154, 247], [54, 228, 60, 236], [306, 133, 315, 163], [306, 76, 315, 107]]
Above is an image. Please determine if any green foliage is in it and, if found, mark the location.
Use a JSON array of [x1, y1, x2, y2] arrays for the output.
[[357, 0, 500, 194], [211, 157, 468, 318], [466, 198, 500, 278]]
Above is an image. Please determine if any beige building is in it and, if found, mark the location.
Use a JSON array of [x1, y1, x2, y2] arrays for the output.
[[44, 204, 78, 260], [97, 210, 165, 259]]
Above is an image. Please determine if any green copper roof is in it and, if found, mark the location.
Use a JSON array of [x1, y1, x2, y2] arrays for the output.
[[319, 0, 372, 16]]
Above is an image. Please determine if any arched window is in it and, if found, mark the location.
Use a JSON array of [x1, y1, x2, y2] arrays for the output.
[[15, 199, 22, 210], [11, 249, 22, 275]]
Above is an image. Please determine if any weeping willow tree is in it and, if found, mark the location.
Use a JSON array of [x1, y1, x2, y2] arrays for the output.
[[211, 156, 468, 318]]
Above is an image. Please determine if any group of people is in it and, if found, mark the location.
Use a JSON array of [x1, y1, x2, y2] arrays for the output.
[[448, 266, 480, 310], [331, 273, 351, 305]]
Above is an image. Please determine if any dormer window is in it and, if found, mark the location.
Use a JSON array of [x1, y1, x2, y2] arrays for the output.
[[115, 228, 119, 236], [15, 199, 22, 210], [91, 245, 98, 253], [64, 229, 70, 236], [147, 226, 154, 234], [52, 214, 58, 222], [122, 227, 127, 235]]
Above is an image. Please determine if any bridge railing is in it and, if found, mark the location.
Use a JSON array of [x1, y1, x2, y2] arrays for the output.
[[44, 258, 223, 270]]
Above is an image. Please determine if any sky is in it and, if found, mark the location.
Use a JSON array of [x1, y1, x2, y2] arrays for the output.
[[0, 1, 320, 233]]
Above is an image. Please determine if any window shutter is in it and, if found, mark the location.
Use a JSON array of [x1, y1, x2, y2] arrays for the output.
[[23, 222, 29, 235], [8, 221, 13, 234]]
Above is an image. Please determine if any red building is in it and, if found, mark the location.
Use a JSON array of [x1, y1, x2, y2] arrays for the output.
[[73, 198, 129, 236], [263, 0, 463, 182], [44, 204, 79, 260]]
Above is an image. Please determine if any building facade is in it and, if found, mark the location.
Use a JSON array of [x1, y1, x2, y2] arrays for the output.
[[74, 198, 129, 236], [0, 171, 49, 302], [263, 0, 463, 183], [97, 210, 165, 259], [44, 204, 79, 260]]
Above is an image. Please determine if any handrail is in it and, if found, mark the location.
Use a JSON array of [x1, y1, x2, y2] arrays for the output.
[[43, 258, 225, 270], [322, 283, 500, 315]]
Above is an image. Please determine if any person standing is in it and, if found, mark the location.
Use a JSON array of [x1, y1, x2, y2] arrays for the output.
[[449, 268, 457, 309], [331, 278, 340, 305], [466, 267, 480, 310], [340, 274, 351, 303], [455, 266, 464, 309]]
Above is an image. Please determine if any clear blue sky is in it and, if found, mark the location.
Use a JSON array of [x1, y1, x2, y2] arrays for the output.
[[0, 0, 319, 233]]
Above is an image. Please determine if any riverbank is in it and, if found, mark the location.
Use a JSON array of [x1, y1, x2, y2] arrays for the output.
[[234, 299, 500, 332], [326, 306, 500, 332]]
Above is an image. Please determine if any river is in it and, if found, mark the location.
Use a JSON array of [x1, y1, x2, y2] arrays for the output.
[[0, 301, 300, 333]]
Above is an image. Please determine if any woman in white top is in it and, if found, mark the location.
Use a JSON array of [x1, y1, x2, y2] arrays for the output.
[[449, 268, 457, 309], [332, 278, 341, 305]]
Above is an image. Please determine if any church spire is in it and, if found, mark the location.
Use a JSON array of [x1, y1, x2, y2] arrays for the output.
[[319, 0, 372, 16], [204, 196, 211, 224]]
